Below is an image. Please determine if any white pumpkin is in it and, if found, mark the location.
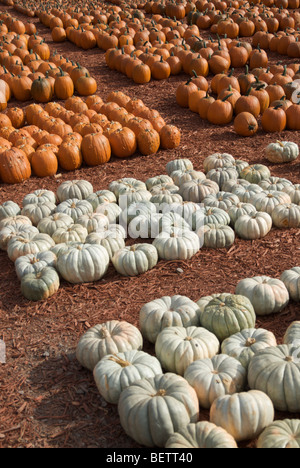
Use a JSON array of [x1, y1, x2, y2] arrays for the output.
[[85, 226, 126, 260], [179, 179, 219, 203], [240, 164, 271, 184], [231, 183, 264, 203], [165, 421, 238, 448], [22, 189, 56, 206], [283, 321, 300, 345], [202, 191, 240, 211], [264, 141, 299, 164], [203, 152, 235, 173], [206, 166, 238, 189], [56, 243, 109, 283], [257, 419, 300, 448], [271, 203, 300, 228], [221, 328, 277, 369], [0, 223, 39, 251], [37, 212, 74, 236], [153, 227, 200, 260], [258, 176, 293, 192], [95, 202, 122, 224], [21, 202, 56, 226], [166, 158, 193, 175], [118, 372, 199, 447], [15, 250, 57, 280], [184, 354, 247, 408], [56, 179, 93, 202], [112, 243, 158, 276], [0, 201, 21, 221], [139, 295, 200, 344], [7, 232, 55, 262], [93, 350, 162, 404], [228, 202, 257, 225], [283, 184, 300, 205], [234, 212, 272, 240], [280, 267, 300, 302], [155, 325, 220, 375], [52, 224, 88, 244], [86, 190, 117, 210], [235, 275, 289, 316], [170, 169, 206, 187], [252, 190, 292, 215], [145, 174, 174, 190], [210, 390, 274, 442], [76, 320, 143, 371], [109, 178, 147, 199], [248, 344, 300, 412], [55, 198, 93, 222], [0, 215, 32, 230], [76, 212, 109, 233]]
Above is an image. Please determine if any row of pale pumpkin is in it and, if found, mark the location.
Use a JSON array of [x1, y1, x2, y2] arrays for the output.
[[73, 283, 300, 447], [0, 149, 299, 301]]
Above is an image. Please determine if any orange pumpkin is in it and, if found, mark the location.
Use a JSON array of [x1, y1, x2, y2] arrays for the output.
[[0, 147, 31, 184], [31, 147, 58, 177], [81, 132, 111, 166]]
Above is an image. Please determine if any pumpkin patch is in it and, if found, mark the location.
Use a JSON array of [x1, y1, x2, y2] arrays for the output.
[[0, 0, 300, 452]]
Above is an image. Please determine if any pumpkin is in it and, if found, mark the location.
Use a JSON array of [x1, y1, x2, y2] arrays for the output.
[[75, 73, 97, 96], [0, 223, 38, 251], [227, 203, 257, 225], [210, 390, 274, 442], [94, 202, 122, 225], [15, 251, 57, 280], [272, 203, 300, 229], [54, 68, 74, 100], [55, 198, 93, 222], [108, 127, 136, 158], [139, 294, 200, 344], [76, 213, 109, 234], [261, 105, 287, 132], [234, 212, 272, 239], [7, 232, 55, 262], [0, 200, 20, 220], [240, 164, 271, 184], [165, 421, 238, 449], [201, 223, 235, 249], [20, 267, 60, 302], [57, 143, 82, 171], [203, 152, 235, 173], [85, 226, 126, 260], [56, 242, 109, 283], [0, 147, 31, 184], [179, 179, 219, 203], [257, 419, 300, 449], [56, 180, 93, 203], [252, 191, 292, 216], [235, 276, 289, 316], [283, 321, 300, 347], [76, 320, 143, 371], [153, 227, 200, 261], [234, 112, 258, 136], [31, 76, 53, 103], [93, 350, 162, 404], [21, 202, 56, 226], [232, 183, 264, 204], [280, 268, 300, 302], [109, 178, 147, 199], [199, 293, 256, 342], [112, 243, 158, 276], [86, 190, 116, 210], [31, 148, 58, 178], [118, 372, 199, 447], [137, 128, 160, 155], [221, 328, 277, 369], [205, 167, 238, 189], [155, 325, 220, 376], [184, 354, 246, 408], [170, 169, 206, 187], [264, 141, 299, 164], [80, 132, 111, 166], [37, 212, 74, 237], [248, 344, 300, 412], [23, 189, 56, 206], [166, 158, 193, 176]]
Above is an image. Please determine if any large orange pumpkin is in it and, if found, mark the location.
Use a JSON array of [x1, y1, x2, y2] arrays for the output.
[[31, 148, 58, 177], [0, 147, 31, 184], [81, 132, 111, 166]]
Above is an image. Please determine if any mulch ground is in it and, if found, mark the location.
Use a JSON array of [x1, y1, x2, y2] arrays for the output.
[[0, 4, 300, 448]]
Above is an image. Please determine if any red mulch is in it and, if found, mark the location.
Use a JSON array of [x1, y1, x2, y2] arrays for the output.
[[0, 5, 300, 449]]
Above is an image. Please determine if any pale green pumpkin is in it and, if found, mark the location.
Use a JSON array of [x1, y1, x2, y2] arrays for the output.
[[93, 350, 163, 404], [283, 321, 300, 345], [21, 266, 60, 302], [257, 419, 300, 448], [112, 243, 158, 276], [0, 201, 21, 221], [264, 141, 299, 164], [248, 344, 300, 412], [203, 152, 235, 173], [56, 179, 93, 202], [199, 293, 256, 341], [234, 212, 272, 240], [155, 325, 220, 376], [76, 320, 143, 371], [280, 267, 300, 302], [240, 164, 271, 184], [165, 421, 238, 448], [210, 390, 274, 442], [184, 354, 246, 409], [23, 189, 56, 206], [235, 275, 289, 316], [118, 372, 199, 447], [166, 158, 193, 175]]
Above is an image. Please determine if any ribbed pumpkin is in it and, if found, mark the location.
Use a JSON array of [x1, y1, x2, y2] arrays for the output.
[[0, 147, 31, 184], [81, 132, 111, 166], [31, 148, 58, 177], [31, 76, 53, 103]]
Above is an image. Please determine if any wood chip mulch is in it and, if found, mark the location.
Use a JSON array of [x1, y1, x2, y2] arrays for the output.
[[0, 5, 300, 449]]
